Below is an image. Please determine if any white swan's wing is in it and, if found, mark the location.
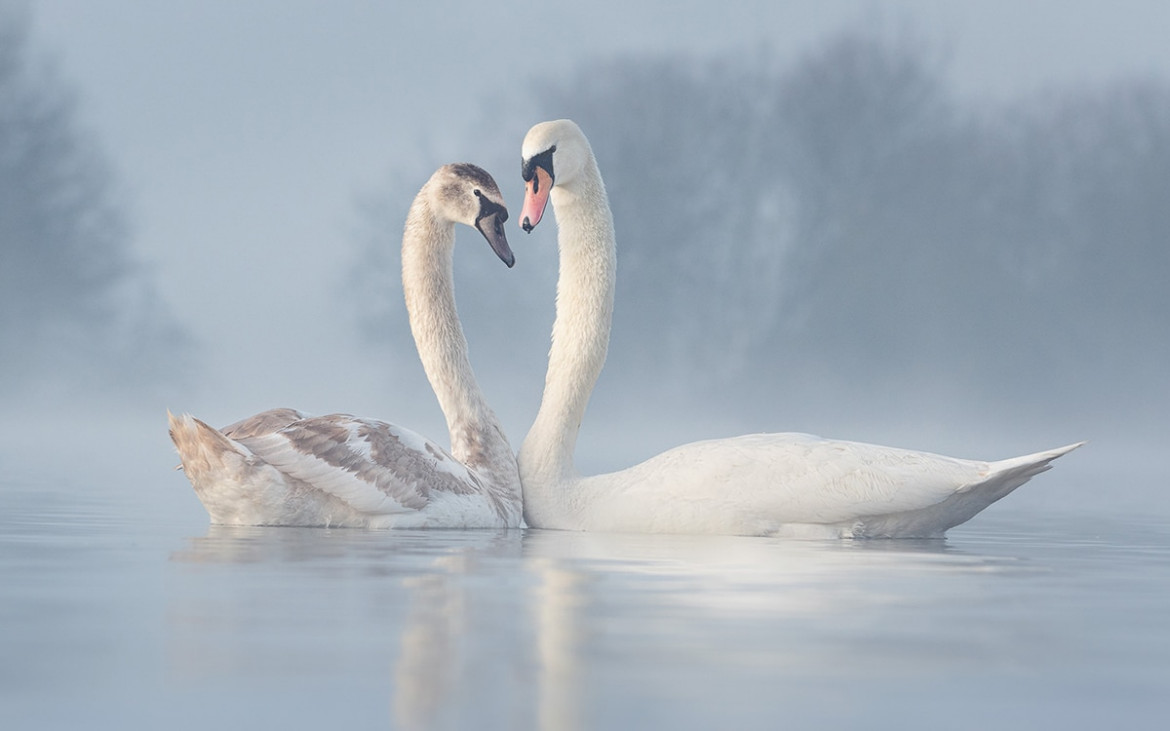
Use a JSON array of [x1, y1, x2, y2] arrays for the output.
[[681, 434, 1075, 524], [779, 437, 1083, 536], [589, 433, 1083, 536], [769, 437, 1082, 519], [616, 434, 989, 524], [233, 413, 484, 515], [767, 436, 983, 519]]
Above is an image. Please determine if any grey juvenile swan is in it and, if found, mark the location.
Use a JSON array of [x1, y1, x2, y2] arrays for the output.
[[170, 163, 523, 528]]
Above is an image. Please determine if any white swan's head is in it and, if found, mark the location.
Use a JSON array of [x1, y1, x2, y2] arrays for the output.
[[520, 119, 592, 232], [429, 163, 514, 267]]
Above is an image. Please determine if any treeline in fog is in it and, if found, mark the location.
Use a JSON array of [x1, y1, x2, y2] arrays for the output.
[[355, 28, 1169, 435], [0, 10, 189, 401]]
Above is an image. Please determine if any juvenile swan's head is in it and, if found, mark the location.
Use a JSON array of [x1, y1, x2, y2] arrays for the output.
[[428, 163, 514, 267]]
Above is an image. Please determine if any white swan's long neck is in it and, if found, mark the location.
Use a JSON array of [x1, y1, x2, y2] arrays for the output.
[[401, 197, 513, 480], [518, 157, 616, 493]]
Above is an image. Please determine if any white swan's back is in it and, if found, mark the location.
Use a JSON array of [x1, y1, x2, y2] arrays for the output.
[[559, 435, 1083, 538]]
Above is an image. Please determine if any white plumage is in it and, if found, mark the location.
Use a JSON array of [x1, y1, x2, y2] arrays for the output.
[[516, 119, 1082, 537]]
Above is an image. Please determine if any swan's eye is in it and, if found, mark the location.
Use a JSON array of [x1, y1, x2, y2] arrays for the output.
[[473, 189, 482, 198]]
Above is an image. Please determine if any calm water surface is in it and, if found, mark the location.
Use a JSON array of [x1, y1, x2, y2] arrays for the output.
[[2, 448, 1168, 730]]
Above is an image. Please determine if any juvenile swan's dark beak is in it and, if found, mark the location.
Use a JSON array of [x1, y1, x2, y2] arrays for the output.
[[475, 209, 515, 268]]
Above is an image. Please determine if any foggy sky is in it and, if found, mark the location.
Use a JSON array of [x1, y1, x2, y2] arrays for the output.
[[23, 2, 1169, 397]]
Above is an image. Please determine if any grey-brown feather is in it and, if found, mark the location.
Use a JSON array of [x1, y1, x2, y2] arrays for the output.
[[232, 413, 487, 512], [221, 408, 308, 439]]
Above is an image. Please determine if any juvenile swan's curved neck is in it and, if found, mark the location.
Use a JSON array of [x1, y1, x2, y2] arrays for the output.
[[401, 194, 507, 473], [519, 152, 616, 487]]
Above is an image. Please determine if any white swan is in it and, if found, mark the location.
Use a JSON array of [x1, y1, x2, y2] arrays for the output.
[[170, 163, 523, 528], [516, 119, 1082, 538]]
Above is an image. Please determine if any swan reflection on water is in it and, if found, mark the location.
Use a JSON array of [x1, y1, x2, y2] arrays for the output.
[[167, 525, 1030, 729]]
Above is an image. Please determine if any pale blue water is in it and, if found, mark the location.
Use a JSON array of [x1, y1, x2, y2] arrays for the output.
[[2, 436, 1168, 730]]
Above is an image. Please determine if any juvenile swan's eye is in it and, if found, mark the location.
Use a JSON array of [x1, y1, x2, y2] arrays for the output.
[[473, 189, 482, 197]]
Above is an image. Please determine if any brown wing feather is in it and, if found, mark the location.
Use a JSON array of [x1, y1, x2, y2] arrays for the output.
[[221, 408, 309, 439], [233, 414, 482, 513]]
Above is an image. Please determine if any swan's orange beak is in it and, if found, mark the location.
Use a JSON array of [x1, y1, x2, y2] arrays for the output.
[[520, 167, 552, 233]]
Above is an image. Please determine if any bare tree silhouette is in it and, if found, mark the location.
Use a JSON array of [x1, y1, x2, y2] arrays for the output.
[[350, 27, 1170, 430], [0, 8, 191, 399]]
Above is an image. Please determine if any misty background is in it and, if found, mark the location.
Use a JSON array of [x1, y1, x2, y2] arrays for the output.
[[3, 1, 1168, 514]]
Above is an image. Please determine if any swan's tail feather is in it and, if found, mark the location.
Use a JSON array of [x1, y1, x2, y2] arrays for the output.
[[987, 441, 1086, 480], [964, 441, 1086, 507], [860, 441, 1087, 537], [169, 410, 289, 525], [167, 410, 253, 484]]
